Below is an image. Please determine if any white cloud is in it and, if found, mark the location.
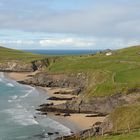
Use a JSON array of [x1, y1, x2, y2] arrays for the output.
[[0, 0, 140, 40], [0, 36, 140, 50], [39, 37, 96, 47], [0, 40, 35, 45], [0, 0, 140, 50], [0, 37, 96, 49]]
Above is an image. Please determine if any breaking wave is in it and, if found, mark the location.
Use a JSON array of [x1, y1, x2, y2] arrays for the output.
[[5, 105, 39, 126], [6, 83, 15, 87]]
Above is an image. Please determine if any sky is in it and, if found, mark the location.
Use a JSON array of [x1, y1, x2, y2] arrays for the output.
[[0, 0, 140, 50]]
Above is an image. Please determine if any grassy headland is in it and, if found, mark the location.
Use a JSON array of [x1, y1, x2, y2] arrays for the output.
[[1, 45, 139, 97], [0, 46, 45, 63], [87, 131, 140, 140], [45, 46, 140, 97]]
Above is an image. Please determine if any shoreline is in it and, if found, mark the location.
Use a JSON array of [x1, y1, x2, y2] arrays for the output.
[[6, 72, 106, 135]]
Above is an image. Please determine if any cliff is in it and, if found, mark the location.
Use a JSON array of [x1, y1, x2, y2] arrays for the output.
[[0, 46, 50, 72], [20, 72, 87, 93], [0, 59, 49, 72]]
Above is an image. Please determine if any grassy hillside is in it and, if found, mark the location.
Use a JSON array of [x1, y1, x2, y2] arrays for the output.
[[46, 46, 140, 96], [0, 46, 45, 63], [1, 46, 140, 139], [0, 45, 139, 96], [87, 131, 140, 140], [109, 105, 140, 131]]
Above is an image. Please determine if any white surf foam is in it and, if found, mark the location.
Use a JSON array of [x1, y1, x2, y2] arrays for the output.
[[7, 83, 15, 87], [8, 100, 12, 103], [8, 98, 21, 103], [5, 105, 39, 126], [20, 92, 30, 98], [39, 117, 71, 136], [0, 72, 4, 82], [0, 72, 4, 78], [20, 88, 35, 99], [11, 95, 18, 100]]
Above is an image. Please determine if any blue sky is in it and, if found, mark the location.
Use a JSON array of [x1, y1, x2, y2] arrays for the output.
[[0, 0, 140, 50]]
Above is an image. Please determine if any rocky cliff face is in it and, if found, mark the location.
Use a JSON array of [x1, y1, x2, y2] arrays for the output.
[[0, 59, 49, 72], [38, 92, 140, 115], [20, 71, 140, 115], [20, 72, 87, 94], [0, 61, 34, 72]]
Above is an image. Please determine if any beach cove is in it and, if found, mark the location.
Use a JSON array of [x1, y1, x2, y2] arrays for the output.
[[0, 45, 140, 140], [5, 72, 106, 139], [0, 72, 75, 140]]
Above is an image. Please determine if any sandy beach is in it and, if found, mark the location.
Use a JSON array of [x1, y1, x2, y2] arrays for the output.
[[7, 71, 39, 81], [48, 113, 105, 133], [7, 72, 106, 133]]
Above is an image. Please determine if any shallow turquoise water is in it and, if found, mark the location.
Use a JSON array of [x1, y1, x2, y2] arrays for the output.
[[0, 73, 71, 140]]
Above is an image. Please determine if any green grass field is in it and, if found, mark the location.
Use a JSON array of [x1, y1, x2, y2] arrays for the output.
[[45, 46, 140, 96], [1, 45, 139, 96], [0, 46, 45, 63], [110, 105, 140, 131], [87, 131, 140, 140]]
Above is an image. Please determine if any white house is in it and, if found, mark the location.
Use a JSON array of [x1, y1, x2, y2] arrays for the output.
[[106, 52, 112, 56]]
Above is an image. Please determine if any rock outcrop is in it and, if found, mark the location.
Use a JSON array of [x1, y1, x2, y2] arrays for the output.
[[0, 59, 49, 72], [19, 72, 87, 95], [38, 91, 140, 115], [20, 71, 140, 116], [0, 61, 34, 72]]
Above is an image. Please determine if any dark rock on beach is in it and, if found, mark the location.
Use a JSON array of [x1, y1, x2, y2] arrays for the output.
[[63, 113, 71, 117], [55, 132, 59, 135], [55, 113, 61, 116], [48, 132, 54, 136], [85, 114, 106, 117], [40, 103, 54, 107], [47, 96, 74, 101]]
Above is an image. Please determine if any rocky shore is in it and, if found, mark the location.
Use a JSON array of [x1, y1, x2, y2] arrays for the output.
[[13, 71, 140, 139], [5, 69, 140, 139], [18, 72, 140, 115]]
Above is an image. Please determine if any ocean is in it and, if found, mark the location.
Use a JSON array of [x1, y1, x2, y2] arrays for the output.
[[0, 73, 71, 140], [23, 50, 100, 55]]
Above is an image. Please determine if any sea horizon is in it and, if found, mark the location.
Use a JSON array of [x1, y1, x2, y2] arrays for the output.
[[23, 49, 101, 55]]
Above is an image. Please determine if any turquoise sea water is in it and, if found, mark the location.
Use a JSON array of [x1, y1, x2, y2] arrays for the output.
[[0, 73, 71, 140]]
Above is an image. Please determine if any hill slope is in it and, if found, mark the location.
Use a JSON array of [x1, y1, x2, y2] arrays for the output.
[[3, 45, 139, 98], [0, 45, 140, 139], [45, 45, 140, 97], [0, 46, 44, 62], [0, 46, 48, 72], [88, 131, 140, 140]]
